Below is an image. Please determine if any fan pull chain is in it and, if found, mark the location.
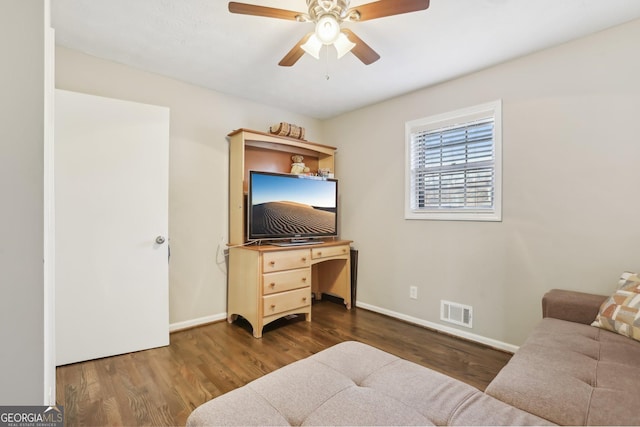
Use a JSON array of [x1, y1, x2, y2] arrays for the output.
[[325, 45, 330, 81]]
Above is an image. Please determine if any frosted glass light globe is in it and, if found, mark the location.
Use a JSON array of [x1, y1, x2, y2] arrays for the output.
[[315, 15, 340, 45]]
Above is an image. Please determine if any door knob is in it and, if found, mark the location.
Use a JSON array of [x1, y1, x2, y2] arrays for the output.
[[155, 236, 166, 244]]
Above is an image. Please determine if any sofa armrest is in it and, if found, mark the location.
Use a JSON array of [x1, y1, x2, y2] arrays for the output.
[[542, 289, 607, 325]]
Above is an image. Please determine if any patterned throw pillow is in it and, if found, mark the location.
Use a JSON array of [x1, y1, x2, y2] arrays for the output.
[[592, 273, 640, 341], [617, 271, 640, 288]]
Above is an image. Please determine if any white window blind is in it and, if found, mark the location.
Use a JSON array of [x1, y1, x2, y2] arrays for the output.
[[405, 101, 502, 221]]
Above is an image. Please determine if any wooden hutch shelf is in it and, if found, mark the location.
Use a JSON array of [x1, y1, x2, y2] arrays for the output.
[[226, 128, 350, 338], [227, 128, 337, 245]]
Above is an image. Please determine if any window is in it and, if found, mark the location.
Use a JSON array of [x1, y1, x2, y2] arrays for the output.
[[405, 100, 502, 221]]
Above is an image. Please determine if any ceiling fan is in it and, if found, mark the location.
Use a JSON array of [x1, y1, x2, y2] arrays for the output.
[[228, 0, 430, 66]]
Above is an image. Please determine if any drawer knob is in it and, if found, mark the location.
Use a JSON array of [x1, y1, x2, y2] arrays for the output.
[[317, 251, 322, 256], [302, 297, 307, 302], [270, 304, 276, 309], [302, 277, 307, 282], [269, 261, 276, 266], [301, 257, 307, 262], [269, 283, 276, 288]]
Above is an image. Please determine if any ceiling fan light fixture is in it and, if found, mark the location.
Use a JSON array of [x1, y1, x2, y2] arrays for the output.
[[301, 33, 323, 59], [315, 15, 341, 44], [230, 0, 430, 67], [334, 32, 355, 58]]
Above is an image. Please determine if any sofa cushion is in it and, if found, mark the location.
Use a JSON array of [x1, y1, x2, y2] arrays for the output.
[[591, 275, 640, 341], [486, 317, 640, 426], [187, 341, 552, 426]]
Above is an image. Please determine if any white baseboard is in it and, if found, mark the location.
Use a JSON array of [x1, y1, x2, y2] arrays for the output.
[[355, 301, 519, 354], [169, 312, 227, 333], [168, 305, 519, 353]]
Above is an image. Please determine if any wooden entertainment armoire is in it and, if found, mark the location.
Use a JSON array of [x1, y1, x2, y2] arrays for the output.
[[226, 129, 352, 338]]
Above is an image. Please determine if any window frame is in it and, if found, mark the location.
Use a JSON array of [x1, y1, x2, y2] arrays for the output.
[[404, 100, 502, 222]]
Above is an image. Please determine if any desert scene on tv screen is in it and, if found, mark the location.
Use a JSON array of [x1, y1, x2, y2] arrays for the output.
[[252, 201, 336, 236], [251, 174, 337, 236]]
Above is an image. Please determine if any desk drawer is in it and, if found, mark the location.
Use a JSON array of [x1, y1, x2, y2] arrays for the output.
[[263, 249, 310, 272], [311, 245, 350, 260], [263, 268, 310, 295], [263, 287, 310, 316]]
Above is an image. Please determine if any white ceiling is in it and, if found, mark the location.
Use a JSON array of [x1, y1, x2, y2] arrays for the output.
[[52, 0, 640, 119]]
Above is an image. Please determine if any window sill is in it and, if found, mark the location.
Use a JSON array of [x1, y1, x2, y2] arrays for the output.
[[405, 210, 502, 222]]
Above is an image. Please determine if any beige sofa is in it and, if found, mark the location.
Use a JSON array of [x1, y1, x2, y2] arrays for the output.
[[486, 289, 640, 425], [187, 290, 640, 426]]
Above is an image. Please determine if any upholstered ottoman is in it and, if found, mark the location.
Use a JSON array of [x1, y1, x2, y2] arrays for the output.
[[187, 341, 551, 426]]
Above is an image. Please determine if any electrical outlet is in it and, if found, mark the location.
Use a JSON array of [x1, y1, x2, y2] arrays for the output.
[[410, 286, 418, 299]]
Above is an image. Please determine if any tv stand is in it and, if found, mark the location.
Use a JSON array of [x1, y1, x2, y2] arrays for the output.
[[226, 129, 351, 338], [270, 239, 324, 247], [227, 240, 352, 338]]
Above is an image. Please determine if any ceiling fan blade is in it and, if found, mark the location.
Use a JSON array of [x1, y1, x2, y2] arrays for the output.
[[228, 2, 302, 21], [348, 0, 430, 22], [279, 33, 313, 67], [342, 29, 380, 65]]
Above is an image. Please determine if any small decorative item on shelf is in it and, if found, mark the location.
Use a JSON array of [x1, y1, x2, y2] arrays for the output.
[[318, 168, 333, 178], [290, 155, 311, 174], [270, 122, 289, 136], [270, 122, 306, 140]]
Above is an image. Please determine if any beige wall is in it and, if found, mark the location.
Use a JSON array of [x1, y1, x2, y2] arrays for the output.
[[0, 0, 46, 404], [323, 18, 640, 346], [55, 46, 322, 326]]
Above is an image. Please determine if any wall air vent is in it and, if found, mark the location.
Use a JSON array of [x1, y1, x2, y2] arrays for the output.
[[440, 300, 473, 328]]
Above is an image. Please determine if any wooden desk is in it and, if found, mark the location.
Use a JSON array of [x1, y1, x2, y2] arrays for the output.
[[227, 240, 352, 338]]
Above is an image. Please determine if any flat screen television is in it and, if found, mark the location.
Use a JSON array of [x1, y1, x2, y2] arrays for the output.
[[248, 171, 338, 243]]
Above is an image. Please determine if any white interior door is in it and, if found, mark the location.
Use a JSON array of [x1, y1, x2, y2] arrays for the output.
[[55, 89, 170, 366]]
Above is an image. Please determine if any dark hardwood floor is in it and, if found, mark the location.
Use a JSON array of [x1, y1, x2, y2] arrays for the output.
[[56, 301, 512, 426]]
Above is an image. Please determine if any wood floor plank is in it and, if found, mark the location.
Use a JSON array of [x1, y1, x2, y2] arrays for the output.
[[56, 301, 512, 426]]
